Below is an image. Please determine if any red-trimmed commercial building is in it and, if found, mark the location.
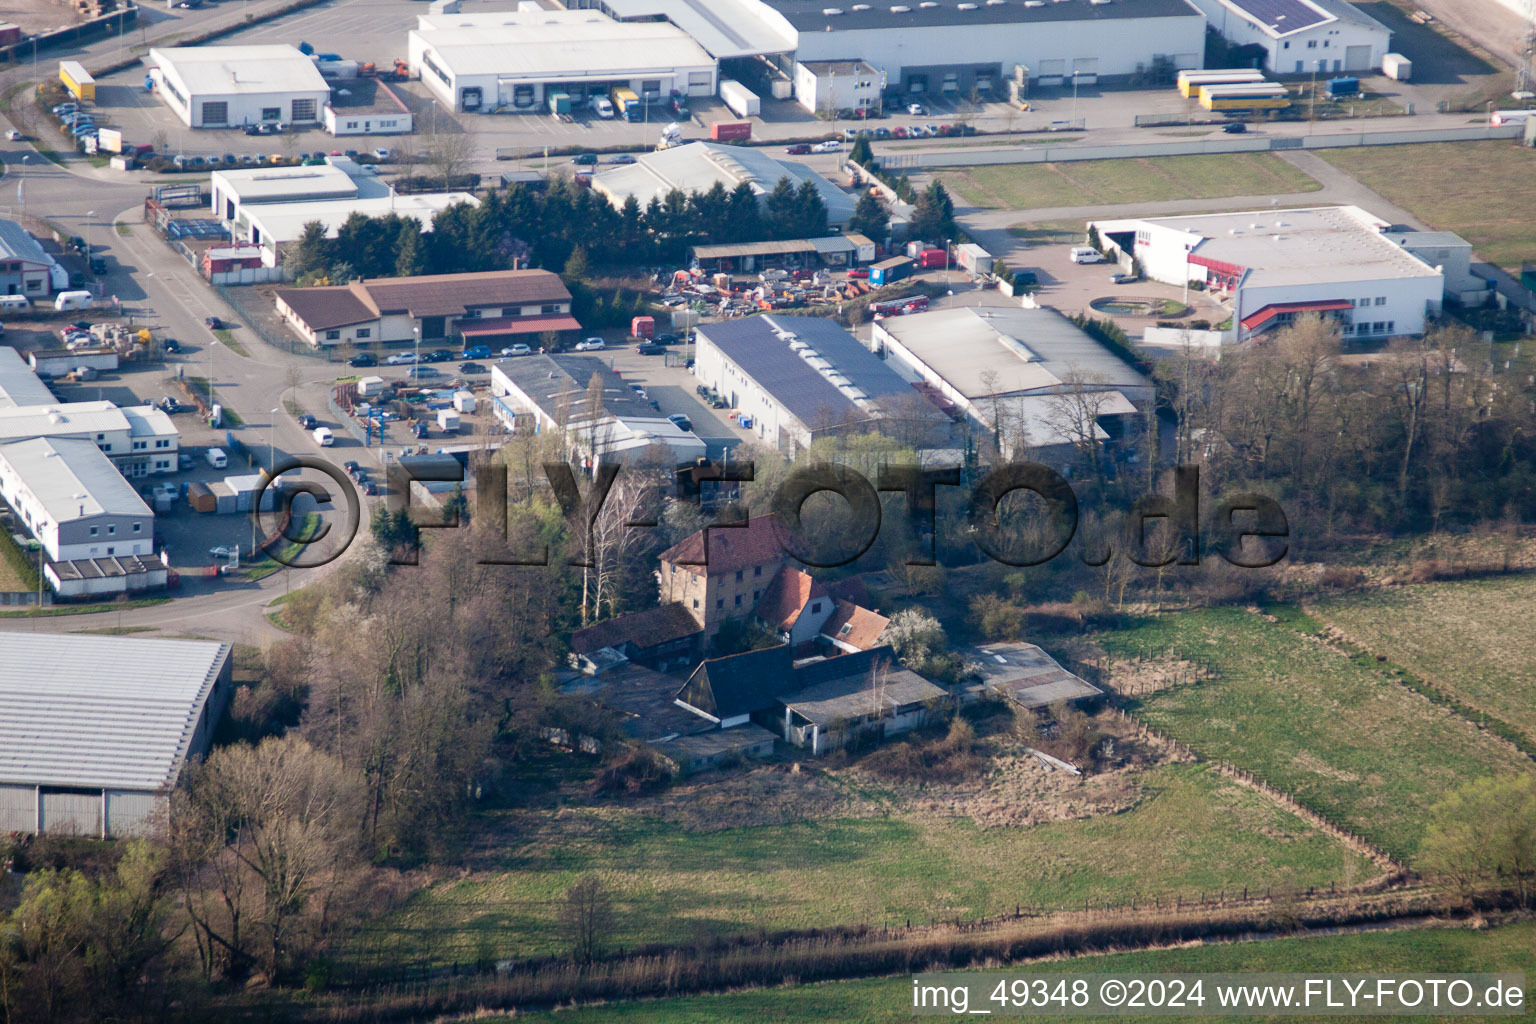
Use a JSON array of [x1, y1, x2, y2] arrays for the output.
[[1091, 206, 1454, 343]]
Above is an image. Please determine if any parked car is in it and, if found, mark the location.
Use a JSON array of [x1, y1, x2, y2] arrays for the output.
[[297, 414, 317, 430], [209, 546, 236, 559], [6, 130, 23, 142], [1110, 272, 1137, 285], [785, 143, 812, 154], [653, 333, 679, 346], [499, 343, 531, 357], [574, 337, 605, 351], [204, 315, 221, 329], [363, 480, 379, 496], [635, 342, 665, 355], [572, 152, 598, 165], [162, 337, 181, 353], [907, 102, 927, 116], [343, 460, 362, 475], [348, 352, 377, 367], [459, 345, 491, 359], [385, 352, 418, 365], [1223, 122, 1249, 134], [406, 364, 439, 377], [667, 413, 693, 432], [158, 396, 182, 414], [372, 147, 391, 160], [89, 256, 107, 274], [604, 154, 637, 165], [178, 453, 194, 470], [458, 361, 486, 374], [423, 348, 454, 363], [412, 422, 429, 439], [811, 140, 843, 153]]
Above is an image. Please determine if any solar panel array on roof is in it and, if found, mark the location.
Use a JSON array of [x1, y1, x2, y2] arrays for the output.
[[696, 315, 912, 428], [1228, 0, 1328, 32], [0, 633, 231, 791]]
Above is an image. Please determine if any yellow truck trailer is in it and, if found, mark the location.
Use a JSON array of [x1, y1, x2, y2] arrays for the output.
[[59, 61, 95, 102]]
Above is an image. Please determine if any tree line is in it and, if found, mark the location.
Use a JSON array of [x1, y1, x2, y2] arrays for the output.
[[283, 171, 904, 286]]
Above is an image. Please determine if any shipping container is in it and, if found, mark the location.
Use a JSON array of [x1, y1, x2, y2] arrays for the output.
[[1381, 53, 1412, 81], [630, 315, 654, 337], [436, 408, 461, 432], [718, 79, 760, 118], [96, 127, 122, 153], [548, 91, 571, 115], [59, 61, 95, 102], [868, 256, 914, 287], [187, 482, 216, 514], [709, 120, 752, 141], [0, 24, 23, 47]]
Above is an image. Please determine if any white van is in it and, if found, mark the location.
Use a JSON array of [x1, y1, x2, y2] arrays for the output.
[[206, 447, 228, 469], [1070, 247, 1106, 265], [53, 290, 95, 311], [312, 426, 334, 447], [0, 295, 31, 312], [590, 96, 614, 119]]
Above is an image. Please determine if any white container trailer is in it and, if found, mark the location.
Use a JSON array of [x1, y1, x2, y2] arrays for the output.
[[1381, 53, 1412, 81], [955, 243, 994, 275], [436, 408, 461, 432], [718, 79, 760, 119], [452, 390, 476, 414]]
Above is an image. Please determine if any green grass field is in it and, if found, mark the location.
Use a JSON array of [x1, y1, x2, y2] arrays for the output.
[[1318, 141, 1536, 272], [1099, 608, 1529, 863], [939, 153, 1321, 211], [355, 763, 1371, 968], [502, 921, 1536, 1023], [1312, 575, 1536, 743]]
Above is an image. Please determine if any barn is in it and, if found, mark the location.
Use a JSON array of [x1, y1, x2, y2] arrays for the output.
[[0, 633, 234, 838]]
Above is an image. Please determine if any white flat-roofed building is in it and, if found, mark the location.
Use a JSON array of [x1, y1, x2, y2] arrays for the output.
[[872, 305, 1152, 460], [1185, 0, 1391, 73], [571, 0, 796, 59], [0, 400, 178, 476], [0, 437, 154, 563], [763, 0, 1205, 96], [0, 632, 233, 838], [235, 192, 477, 267], [148, 45, 332, 129], [408, 9, 718, 114], [1090, 206, 1444, 341], [210, 161, 367, 227], [592, 142, 855, 226]]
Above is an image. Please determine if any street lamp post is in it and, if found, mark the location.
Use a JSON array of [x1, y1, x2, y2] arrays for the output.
[[268, 408, 279, 471], [207, 339, 217, 414], [413, 324, 421, 368]]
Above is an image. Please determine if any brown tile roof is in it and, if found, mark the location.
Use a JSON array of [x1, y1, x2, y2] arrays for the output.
[[570, 602, 702, 656], [660, 514, 786, 577], [274, 285, 376, 331], [353, 269, 570, 317], [754, 567, 827, 631], [821, 599, 889, 651]]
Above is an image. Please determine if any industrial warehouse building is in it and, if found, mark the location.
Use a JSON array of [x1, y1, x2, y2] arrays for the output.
[[408, 8, 717, 113], [0, 633, 233, 837], [1089, 206, 1448, 341], [1186, 0, 1391, 73], [148, 45, 332, 129], [693, 314, 947, 454], [592, 142, 856, 226], [0, 219, 65, 297], [768, 0, 1207, 97], [872, 306, 1153, 461], [490, 354, 707, 469]]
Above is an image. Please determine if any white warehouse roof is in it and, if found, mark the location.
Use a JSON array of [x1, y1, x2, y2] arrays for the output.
[[0, 400, 130, 445], [411, 10, 716, 79], [149, 44, 329, 95], [1093, 206, 1443, 289], [0, 436, 152, 522], [596, 0, 795, 58], [0, 632, 231, 791], [593, 142, 856, 224], [241, 192, 477, 245]]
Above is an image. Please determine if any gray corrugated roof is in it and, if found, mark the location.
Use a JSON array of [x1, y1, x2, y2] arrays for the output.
[[0, 219, 53, 267], [0, 348, 55, 410], [696, 314, 912, 429], [0, 632, 231, 791], [767, 0, 1200, 32]]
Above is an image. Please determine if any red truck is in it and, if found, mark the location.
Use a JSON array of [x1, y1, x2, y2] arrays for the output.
[[709, 121, 752, 141], [917, 248, 947, 270]]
